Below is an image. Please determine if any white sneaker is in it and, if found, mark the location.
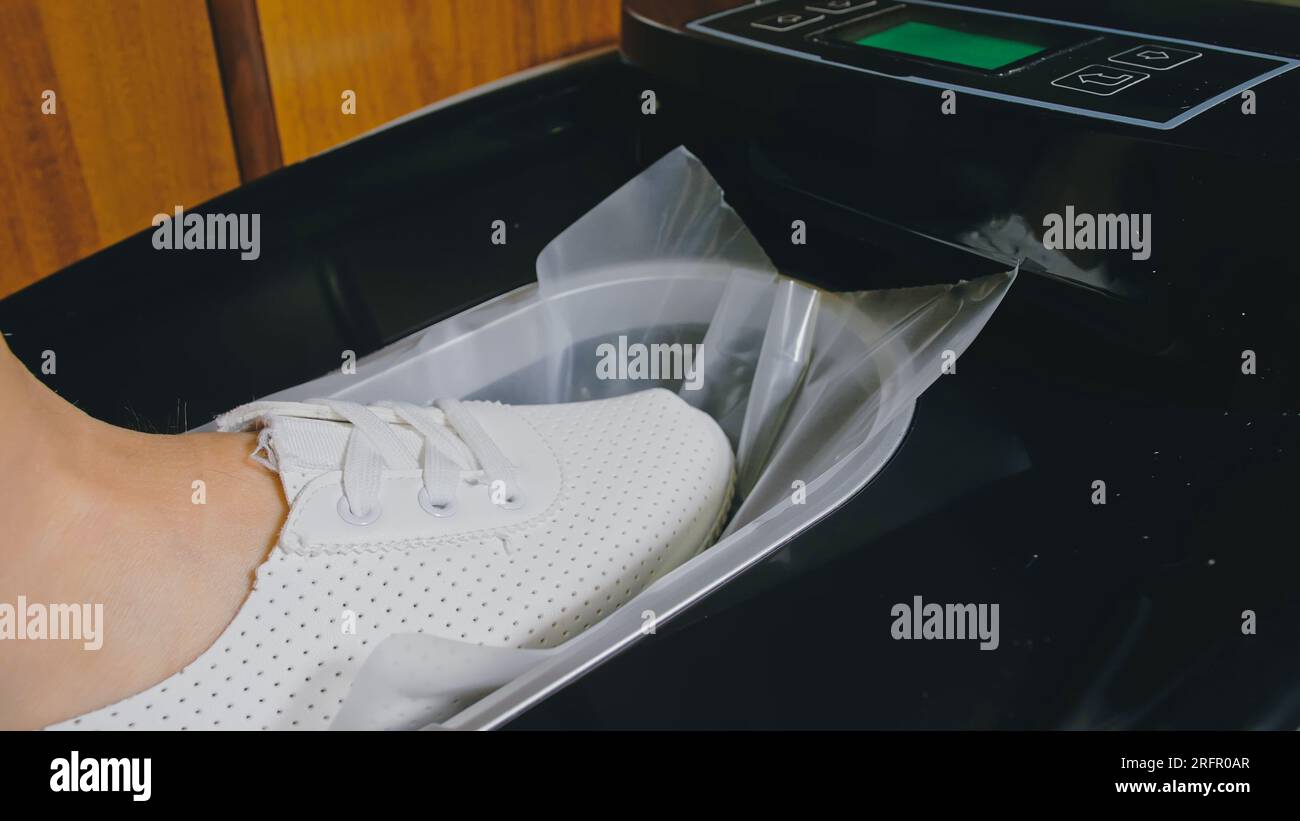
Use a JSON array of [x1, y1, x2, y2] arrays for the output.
[[51, 388, 734, 730]]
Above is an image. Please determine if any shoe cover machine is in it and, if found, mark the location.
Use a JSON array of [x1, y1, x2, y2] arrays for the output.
[[4, 0, 1299, 728]]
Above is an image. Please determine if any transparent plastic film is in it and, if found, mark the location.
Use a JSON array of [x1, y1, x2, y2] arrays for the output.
[[730, 271, 1014, 534], [234, 148, 1015, 730]]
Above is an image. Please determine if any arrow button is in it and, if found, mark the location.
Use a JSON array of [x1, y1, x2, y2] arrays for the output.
[[1111, 44, 1202, 71], [1079, 70, 1138, 87], [1052, 64, 1150, 96]]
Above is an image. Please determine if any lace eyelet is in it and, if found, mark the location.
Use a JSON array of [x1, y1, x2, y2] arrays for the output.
[[417, 488, 458, 518], [336, 496, 382, 526], [495, 486, 526, 510]]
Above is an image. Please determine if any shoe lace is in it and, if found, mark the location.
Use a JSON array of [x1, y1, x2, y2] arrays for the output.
[[318, 399, 517, 522]]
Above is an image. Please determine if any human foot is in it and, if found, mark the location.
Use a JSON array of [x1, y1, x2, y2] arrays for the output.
[[0, 337, 286, 729]]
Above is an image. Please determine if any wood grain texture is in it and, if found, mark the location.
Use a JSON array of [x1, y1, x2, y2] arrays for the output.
[[256, 0, 622, 163], [209, 0, 284, 181], [0, 0, 240, 299]]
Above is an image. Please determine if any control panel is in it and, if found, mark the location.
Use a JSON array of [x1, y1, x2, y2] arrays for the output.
[[687, 0, 1299, 129]]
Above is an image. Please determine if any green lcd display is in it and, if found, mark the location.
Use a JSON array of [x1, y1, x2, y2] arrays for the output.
[[853, 22, 1046, 70]]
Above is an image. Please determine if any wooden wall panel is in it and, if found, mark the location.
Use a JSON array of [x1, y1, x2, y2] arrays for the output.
[[0, 0, 241, 298], [0, 0, 617, 298], [256, 0, 622, 163]]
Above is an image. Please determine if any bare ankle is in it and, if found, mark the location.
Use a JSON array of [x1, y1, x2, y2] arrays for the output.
[[0, 399, 285, 727]]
